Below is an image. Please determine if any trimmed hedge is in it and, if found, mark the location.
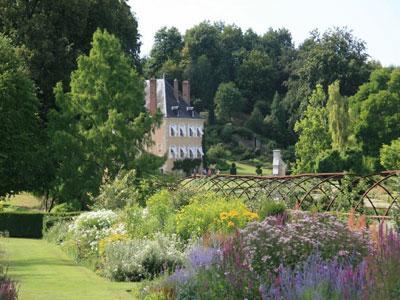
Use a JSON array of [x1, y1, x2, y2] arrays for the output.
[[0, 211, 81, 238], [0, 212, 44, 238]]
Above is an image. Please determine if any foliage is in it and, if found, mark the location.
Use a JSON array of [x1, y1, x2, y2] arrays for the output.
[[262, 253, 370, 299], [368, 223, 400, 299], [173, 159, 202, 176], [0, 266, 18, 300], [214, 82, 244, 123], [173, 192, 257, 240], [315, 149, 345, 173], [144, 27, 183, 77], [67, 210, 125, 256], [241, 211, 369, 276], [352, 68, 400, 157], [43, 220, 71, 245], [48, 29, 162, 208], [206, 143, 231, 166], [327, 81, 349, 151], [259, 199, 286, 219], [0, 34, 42, 196], [380, 139, 400, 170], [0, 212, 44, 238], [294, 85, 331, 173], [284, 27, 372, 129], [102, 233, 184, 281], [0, 0, 141, 119]]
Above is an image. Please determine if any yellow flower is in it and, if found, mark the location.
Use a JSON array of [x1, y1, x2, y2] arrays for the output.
[[220, 212, 228, 220], [228, 210, 239, 217], [227, 221, 235, 228]]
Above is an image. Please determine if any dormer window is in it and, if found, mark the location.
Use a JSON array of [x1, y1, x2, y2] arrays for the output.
[[171, 105, 179, 117]]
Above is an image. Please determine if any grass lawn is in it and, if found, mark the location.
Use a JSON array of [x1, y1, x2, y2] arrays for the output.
[[0, 238, 140, 300], [223, 161, 271, 176], [3, 193, 42, 212]]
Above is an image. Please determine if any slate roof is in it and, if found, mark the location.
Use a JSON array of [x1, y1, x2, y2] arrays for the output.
[[145, 79, 202, 119]]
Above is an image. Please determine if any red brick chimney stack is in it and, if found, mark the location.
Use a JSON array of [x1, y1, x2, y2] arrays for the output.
[[149, 78, 157, 115], [173, 79, 179, 100], [182, 80, 190, 105]]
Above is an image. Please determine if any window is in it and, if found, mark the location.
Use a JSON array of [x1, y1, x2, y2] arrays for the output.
[[179, 125, 186, 137], [179, 147, 187, 159], [189, 127, 194, 137], [169, 146, 177, 159], [189, 148, 196, 159], [169, 125, 177, 137], [196, 127, 203, 136], [197, 147, 204, 157]]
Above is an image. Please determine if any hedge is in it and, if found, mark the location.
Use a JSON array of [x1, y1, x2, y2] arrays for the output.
[[0, 212, 45, 238], [0, 211, 81, 239]]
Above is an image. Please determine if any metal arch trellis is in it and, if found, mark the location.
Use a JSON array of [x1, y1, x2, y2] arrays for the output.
[[181, 171, 400, 219]]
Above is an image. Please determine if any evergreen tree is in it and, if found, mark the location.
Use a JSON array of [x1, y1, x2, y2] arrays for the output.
[[48, 29, 162, 208], [327, 81, 349, 151]]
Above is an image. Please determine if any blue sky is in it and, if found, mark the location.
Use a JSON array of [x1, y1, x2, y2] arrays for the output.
[[129, 0, 400, 66]]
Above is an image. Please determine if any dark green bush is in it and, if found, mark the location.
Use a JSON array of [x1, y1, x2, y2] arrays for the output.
[[0, 212, 44, 238], [259, 199, 286, 219]]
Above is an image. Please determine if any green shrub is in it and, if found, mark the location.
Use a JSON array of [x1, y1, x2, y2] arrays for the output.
[[43, 220, 71, 244], [124, 205, 160, 239], [174, 192, 258, 240], [0, 212, 44, 238], [50, 202, 80, 213], [259, 199, 286, 219], [102, 233, 184, 281], [380, 139, 400, 170]]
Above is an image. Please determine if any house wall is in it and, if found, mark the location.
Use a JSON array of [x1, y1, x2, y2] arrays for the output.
[[148, 117, 205, 172]]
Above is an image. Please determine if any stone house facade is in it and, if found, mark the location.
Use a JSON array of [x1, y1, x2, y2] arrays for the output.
[[145, 78, 205, 172]]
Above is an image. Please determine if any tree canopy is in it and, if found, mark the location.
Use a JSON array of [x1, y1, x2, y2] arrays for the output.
[[0, 34, 41, 196], [47, 29, 162, 208]]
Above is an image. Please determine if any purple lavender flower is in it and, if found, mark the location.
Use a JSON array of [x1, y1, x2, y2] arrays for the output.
[[167, 246, 219, 285], [187, 246, 219, 270], [261, 253, 369, 300]]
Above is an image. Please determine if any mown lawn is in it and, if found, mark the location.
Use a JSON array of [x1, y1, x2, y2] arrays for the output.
[[0, 238, 139, 300], [223, 161, 271, 175]]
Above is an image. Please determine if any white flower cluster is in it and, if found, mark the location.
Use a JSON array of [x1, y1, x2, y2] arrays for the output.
[[102, 232, 185, 281], [68, 209, 126, 252]]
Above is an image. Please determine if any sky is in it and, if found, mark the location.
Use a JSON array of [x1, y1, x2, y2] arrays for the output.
[[128, 0, 400, 66]]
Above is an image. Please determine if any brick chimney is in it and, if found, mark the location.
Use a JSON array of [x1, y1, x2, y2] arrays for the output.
[[182, 80, 190, 105], [173, 79, 179, 100], [149, 78, 157, 115]]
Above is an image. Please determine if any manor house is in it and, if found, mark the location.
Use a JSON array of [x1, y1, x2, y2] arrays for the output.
[[145, 78, 205, 172]]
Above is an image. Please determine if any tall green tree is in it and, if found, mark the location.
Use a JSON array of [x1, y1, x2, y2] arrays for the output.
[[48, 29, 162, 208], [283, 28, 373, 131], [294, 85, 331, 173], [352, 68, 400, 157], [236, 49, 277, 112], [0, 0, 140, 119], [327, 81, 349, 151], [144, 26, 183, 77], [214, 82, 244, 123], [0, 34, 41, 196]]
